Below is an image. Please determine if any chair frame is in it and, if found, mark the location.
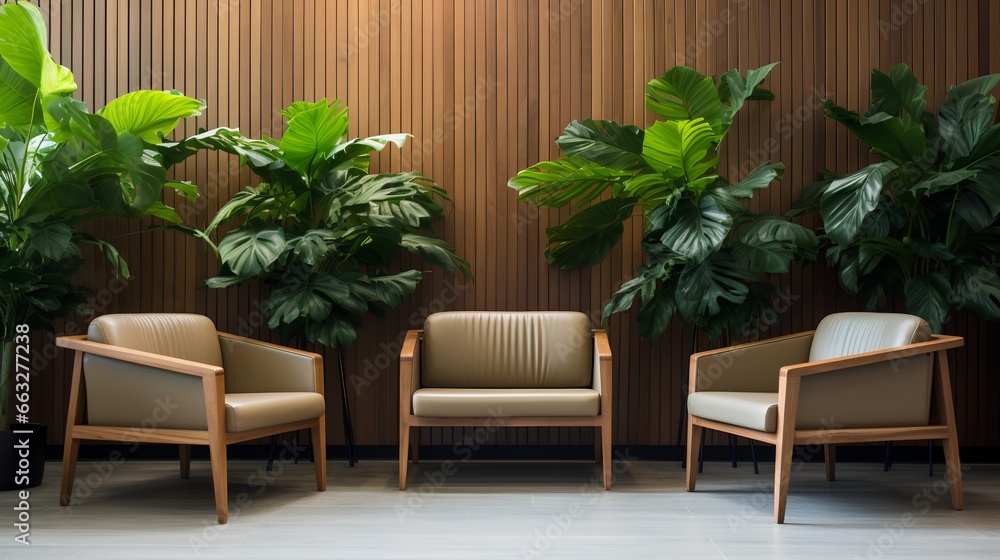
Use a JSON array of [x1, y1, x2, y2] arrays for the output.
[[685, 331, 965, 523], [398, 328, 614, 491], [56, 332, 328, 524]]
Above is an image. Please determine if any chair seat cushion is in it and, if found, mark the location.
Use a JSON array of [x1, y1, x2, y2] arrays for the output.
[[412, 388, 600, 417], [225, 392, 325, 433], [688, 392, 779, 433]]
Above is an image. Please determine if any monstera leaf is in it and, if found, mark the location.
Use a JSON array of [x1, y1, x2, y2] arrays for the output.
[[805, 63, 1000, 332], [206, 100, 469, 349], [511, 63, 815, 341]]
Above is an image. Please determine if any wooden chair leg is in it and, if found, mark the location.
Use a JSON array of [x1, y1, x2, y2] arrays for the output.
[[411, 426, 420, 465], [934, 351, 963, 510], [685, 420, 702, 492], [203, 377, 228, 524], [61, 352, 85, 507], [59, 438, 80, 506], [774, 436, 794, 524], [310, 417, 327, 492], [601, 420, 612, 490], [943, 435, 964, 510], [774, 375, 800, 524], [399, 421, 410, 491], [824, 444, 836, 482], [180, 445, 191, 479]]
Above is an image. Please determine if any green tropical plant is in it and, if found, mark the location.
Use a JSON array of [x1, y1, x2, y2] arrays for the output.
[[0, 1, 210, 431], [197, 99, 469, 349], [793, 63, 1000, 331], [509, 64, 817, 340]]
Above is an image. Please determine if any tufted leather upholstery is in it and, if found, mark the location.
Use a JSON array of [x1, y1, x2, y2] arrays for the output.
[[88, 313, 224, 365], [809, 312, 931, 361], [422, 311, 593, 389]]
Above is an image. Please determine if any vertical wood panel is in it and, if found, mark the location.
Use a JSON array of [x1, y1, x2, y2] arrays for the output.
[[36, 1, 1000, 450]]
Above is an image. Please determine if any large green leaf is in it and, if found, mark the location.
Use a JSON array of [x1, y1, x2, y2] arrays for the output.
[[603, 260, 670, 319], [824, 101, 926, 163], [938, 92, 996, 162], [675, 253, 751, 321], [23, 222, 73, 260], [399, 233, 469, 275], [718, 62, 779, 129], [727, 162, 785, 198], [658, 194, 732, 263], [637, 286, 677, 340], [868, 64, 927, 124], [218, 227, 286, 278], [508, 156, 633, 208], [97, 90, 205, 143], [0, 55, 39, 130], [555, 119, 649, 172], [370, 270, 422, 308], [0, 1, 76, 130], [542, 197, 636, 269], [910, 168, 980, 198], [952, 264, 1000, 322], [278, 99, 349, 175], [946, 73, 1000, 100], [645, 66, 723, 132], [641, 118, 720, 188], [903, 272, 952, 332], [820, 161, 898, 245]]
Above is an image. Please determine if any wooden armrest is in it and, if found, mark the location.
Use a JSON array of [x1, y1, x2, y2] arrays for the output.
[[216, 332, 323, 361], [399, 330, 422, 419], [56, 335, 225, 378], [780, 335, 964, 378], [593, 330, 612, 394]]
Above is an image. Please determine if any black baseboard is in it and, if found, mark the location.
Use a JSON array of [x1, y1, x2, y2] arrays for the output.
[[48, 443, 1000, 464]]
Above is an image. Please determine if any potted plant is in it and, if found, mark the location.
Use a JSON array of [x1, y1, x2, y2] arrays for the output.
[[184, 99, 469, 464], [0, 1, 212, 489], [509, 64, 817, 342], [794, 64, 1000, 331]]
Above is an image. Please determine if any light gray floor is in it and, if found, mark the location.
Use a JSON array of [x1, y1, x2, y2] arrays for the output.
[[3, 456, 999, 559]]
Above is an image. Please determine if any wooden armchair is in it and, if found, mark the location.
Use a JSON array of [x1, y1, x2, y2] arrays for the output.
[[56, 313, 327, 524], [685, 312, 964, 523]]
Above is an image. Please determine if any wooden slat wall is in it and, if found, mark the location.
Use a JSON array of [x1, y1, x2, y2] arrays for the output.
[[31, 0, 999, 449]]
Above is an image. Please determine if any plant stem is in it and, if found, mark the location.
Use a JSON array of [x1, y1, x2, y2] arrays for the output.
[[945, 189, 960, 248]]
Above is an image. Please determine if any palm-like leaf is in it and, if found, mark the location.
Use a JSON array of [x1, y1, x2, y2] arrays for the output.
[[645, 65, 723, 132], [207, 101, 468, 349], [511, 63, 809, 341]]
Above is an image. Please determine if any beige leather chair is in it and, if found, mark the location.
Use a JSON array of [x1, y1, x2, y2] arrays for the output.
[[399, 311, 613, 490], [685, 312, 964, 523], [56, 314, 327, 523]]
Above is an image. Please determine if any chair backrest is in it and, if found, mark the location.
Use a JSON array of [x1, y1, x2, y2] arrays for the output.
[[82, 314, 221, 429], [797, 312, 934, 430], [421, 311, 593, 388], [87, 313, 223, 366], [809, 312, 931, 361]]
